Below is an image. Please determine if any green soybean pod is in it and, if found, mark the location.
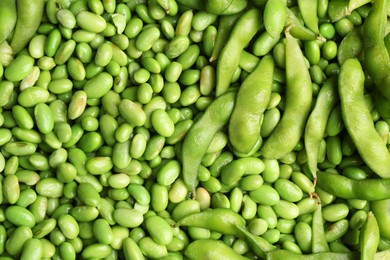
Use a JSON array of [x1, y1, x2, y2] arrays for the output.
[[3, 174, 20, 204], [216, 9, 262, 96], [312, 202, 330, 253], [360, 211, 380, 260], [371, 199, 390, 240], [339, 59, 390, 178], [263, 0, 286, 38], [261, 32, 312, 159], [34, 103, 54, 134], [229, 55, 273, 156]]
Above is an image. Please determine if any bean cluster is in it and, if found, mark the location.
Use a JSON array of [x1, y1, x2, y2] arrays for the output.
[[0, 0, 390, 259]]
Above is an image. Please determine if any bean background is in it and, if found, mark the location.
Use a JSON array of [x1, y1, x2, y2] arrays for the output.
[[0, 0, 390, 259]]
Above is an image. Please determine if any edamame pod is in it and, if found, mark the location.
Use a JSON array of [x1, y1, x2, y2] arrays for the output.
[[261, 33, 312, 159], [339, 59, 390, 178], [229, 55, 274, 156]]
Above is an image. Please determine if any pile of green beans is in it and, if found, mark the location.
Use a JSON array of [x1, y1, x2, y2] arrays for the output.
[[1, 0, 390, 259]]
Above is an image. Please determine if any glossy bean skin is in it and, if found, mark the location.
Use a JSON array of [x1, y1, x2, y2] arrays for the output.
[[261, 32, 312, 159], [185, 239, 250, 260], [229, 55, 274, 156], [339, 58, 390, 178]]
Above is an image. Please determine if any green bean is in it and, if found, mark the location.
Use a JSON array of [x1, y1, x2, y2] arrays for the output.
[[0, 0, 17, 44]]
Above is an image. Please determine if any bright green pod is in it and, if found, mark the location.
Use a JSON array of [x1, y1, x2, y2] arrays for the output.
[[83, 72, 113, 98], [119, 99, 146, 127], [34, 103, 55, 134], [112, 140, 131, 169], [4, 55, 34, 82], [78, 182, 101, 207], [113, 208, 144, 228], [5, 205, 36, 228], [12, 128, 42, 144]]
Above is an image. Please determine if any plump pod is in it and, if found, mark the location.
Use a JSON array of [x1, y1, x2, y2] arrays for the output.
[[182, 91, 236, 190], [339, 58, 390, 178], [261, 32, 312, 159], [229, 55, 274, 156]]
